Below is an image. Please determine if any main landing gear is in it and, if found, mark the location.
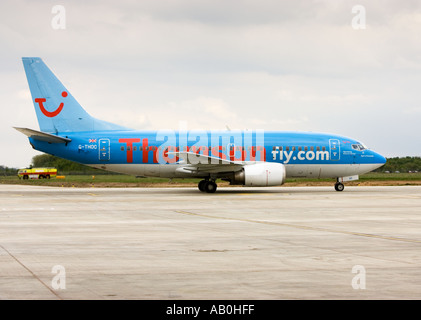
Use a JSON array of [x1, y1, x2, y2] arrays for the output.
[[334, 181, 344, 192], [198, 180, 217, 193]]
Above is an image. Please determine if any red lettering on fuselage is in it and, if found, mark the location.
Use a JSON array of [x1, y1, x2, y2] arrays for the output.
[[211, 146, 227, 160], [230, 146, 246, 162], [190, 146, 209, 156], [141, 139, 159, 163], [118, 138, 266, 163], [250, 146, 266, 161], [119, 138, 140, 163], [163, 146, 179, 163]]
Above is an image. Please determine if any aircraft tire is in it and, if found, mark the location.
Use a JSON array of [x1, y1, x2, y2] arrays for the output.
[[335, 182, 344, 192], [204, 181, 217, 193], [198, 180, 207, 192]]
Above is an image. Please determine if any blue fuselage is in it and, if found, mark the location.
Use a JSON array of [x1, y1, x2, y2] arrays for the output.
[[29, 130, 386, 179]]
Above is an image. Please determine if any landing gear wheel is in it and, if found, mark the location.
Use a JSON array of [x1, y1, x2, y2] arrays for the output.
[[335, 182, 344, 192], [204, 181, 217, 193], [198, 180, 207, 192]]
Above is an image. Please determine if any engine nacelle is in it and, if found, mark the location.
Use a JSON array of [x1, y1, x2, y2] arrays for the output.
[[231, 162, 286, 186]]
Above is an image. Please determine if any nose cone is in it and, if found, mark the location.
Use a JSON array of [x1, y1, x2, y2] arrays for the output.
[[376, 152, 387, 164], [372, 151, 387, 170]]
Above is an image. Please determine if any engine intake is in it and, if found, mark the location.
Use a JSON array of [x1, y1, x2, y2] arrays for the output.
[[231, 162, 286, 186]]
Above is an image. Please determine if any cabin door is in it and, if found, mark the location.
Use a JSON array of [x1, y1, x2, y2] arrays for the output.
[[99, 139, 110, 161]]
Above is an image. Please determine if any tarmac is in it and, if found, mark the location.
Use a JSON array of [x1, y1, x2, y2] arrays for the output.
[[0, 184, 420, 300]]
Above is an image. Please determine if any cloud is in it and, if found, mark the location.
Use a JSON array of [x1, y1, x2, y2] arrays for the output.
[[1, 0, 421, 167], [131, 97, 241, 131]]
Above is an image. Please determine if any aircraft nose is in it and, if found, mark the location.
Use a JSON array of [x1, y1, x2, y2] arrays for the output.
[[375, 152, 387, 164]]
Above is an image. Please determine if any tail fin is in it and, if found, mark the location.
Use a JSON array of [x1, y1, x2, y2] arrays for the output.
[[22, 57, 130, 133]]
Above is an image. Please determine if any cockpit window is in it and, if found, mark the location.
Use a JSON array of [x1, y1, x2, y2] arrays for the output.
[[352, 144, 367, 151]]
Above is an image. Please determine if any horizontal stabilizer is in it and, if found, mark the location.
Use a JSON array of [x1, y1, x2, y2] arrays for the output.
[[14, 127, 71, 144]]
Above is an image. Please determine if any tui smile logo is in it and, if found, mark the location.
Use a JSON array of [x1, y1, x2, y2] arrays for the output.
[[35, 91, 67, 117]]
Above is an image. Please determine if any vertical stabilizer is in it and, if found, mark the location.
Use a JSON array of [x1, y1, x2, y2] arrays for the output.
[[22, 57, 129, 133]]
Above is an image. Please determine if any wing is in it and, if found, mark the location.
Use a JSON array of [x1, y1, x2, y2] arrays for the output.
[[169, 151, 246, 174]]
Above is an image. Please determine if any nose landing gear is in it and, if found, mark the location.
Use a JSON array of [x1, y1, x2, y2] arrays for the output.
[[334, 181, 344, 192]]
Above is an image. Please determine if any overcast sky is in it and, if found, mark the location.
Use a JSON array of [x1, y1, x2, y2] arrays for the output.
[[1, 0, 420, 168]]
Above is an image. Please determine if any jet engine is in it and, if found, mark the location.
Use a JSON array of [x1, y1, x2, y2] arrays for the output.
[[229, 162, 286, 186]]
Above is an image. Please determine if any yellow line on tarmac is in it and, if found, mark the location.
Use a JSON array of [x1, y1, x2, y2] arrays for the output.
[[175, 210, 421, 244]]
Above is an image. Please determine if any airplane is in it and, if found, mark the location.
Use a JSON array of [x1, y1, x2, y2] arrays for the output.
[[15, 57, 386, 193]]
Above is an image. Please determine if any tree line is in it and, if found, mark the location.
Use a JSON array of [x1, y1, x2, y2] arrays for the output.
[[30, 154, 108, 174], [1, 154, 106, 175], [0, 165, 18, 176], [373, 156, 421, 173]]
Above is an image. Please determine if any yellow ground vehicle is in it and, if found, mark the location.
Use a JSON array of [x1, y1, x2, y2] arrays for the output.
[[18, 168, 57, 180]]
